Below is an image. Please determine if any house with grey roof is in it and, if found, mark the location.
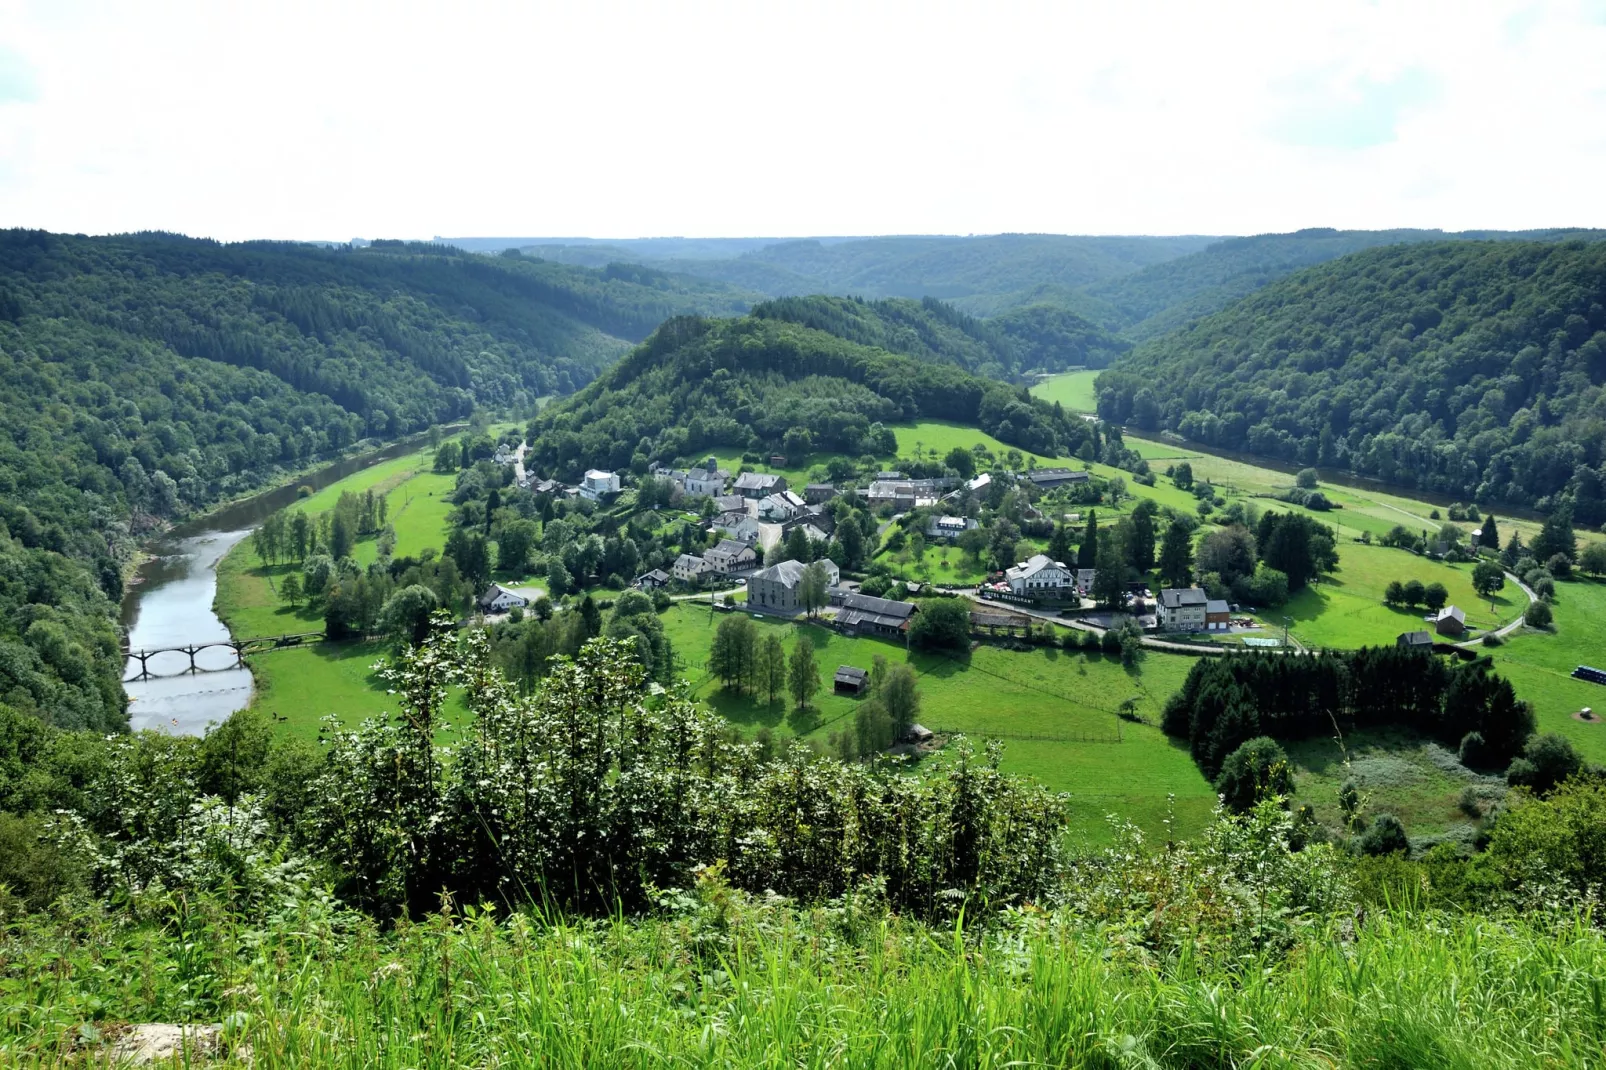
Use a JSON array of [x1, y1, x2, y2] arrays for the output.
[[1158, 587, 1209, 630], [1005, 554, 1076, 596], [835, 592, 918, 638], [703, 539, 758, 574], [926, 515, 979, 541], [672, 554, 711, 584], [734, 471, 786, 499]]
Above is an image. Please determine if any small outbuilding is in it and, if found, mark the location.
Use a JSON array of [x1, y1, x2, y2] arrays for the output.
[[1397, 630, 1434, 650], [904, 723, 934, 744], [1434, 605, 1467, 637], [834, 665, 869, 695], [634, 569, 671, 590]]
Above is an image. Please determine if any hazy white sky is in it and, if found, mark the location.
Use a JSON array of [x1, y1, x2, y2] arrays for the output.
[[2, 0, 1604, 241]]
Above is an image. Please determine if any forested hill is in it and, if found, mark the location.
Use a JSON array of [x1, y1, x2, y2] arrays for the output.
[[526, 313, 1095, 480], [1095, 240, 1606, 516], [1087, 227, 1606, 342], [511, 229, 1606, 341], [749, 295, 1129, 377], [517, 233, 1217, 315], [0, 230, 754, 733]]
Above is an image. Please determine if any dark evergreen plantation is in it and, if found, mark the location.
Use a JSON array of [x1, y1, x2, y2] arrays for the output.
[[1097, 240, 1606, 516], [0, 230, 755, 731]]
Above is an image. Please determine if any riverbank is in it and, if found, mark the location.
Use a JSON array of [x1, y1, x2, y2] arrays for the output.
[[211, 443, 475, 742], [118, 428, 479, 737]]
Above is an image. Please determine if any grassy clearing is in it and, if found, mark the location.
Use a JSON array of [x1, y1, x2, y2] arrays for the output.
[[1283, 541, 1519, 649], [356, 469, 457, 565], [1028, 368, 1100, 412], [1489, 578, 1606, 764], [1285, 728, 1501, 845], [659, 605, 1214, 841]]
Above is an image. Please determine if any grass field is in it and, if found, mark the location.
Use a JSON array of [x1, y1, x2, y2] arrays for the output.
[[1286, 728, 1503, 847], [659, 605, 1215, 842], [1283, 541, 1520, 649], [1488, 578, 1606, 764], [215, 444, 473, 740], [1028, 368, 1100, 412]]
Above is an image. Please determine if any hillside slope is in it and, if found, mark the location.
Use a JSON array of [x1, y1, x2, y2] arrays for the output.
[[519, 233, 1217, 313], [1090, 227, 1606, 341], [1095, 240, 1606, 514], [0, 230, 754, 730], [526, 313, 1094, 479], [749, 295, 1128, 377]]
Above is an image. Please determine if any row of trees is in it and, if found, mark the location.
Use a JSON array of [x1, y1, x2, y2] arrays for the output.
[[710, 617, 822, 710], [1382, 579, 1450, 612]]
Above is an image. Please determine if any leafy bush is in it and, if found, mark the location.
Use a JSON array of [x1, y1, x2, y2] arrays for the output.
[[1505, 734, 1583, 796], [1212, 737, 1294, 812], [1360, 813, 1410, 856]]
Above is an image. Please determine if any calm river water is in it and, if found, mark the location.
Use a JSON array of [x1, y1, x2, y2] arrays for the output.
[[119, 435, 438, 735]]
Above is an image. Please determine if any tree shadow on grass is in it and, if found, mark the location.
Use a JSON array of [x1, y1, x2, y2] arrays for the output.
[[787, 704, 823, 735], [704, 686, 786, 731]]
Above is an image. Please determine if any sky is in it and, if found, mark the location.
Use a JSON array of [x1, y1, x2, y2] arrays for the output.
[[2, 0, 1604, 242]]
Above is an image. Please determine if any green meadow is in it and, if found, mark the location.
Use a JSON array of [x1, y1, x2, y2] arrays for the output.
[[216, 446, 474, 741], [659, 604, 1215, 841], [1283, 540, 1520, 649], [1487, 578, 1606, 764], [1028, 367, 1101, 412]]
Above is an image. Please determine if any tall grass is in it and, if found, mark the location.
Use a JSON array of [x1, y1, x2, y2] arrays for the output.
[[5, 899, 1604, 1067]]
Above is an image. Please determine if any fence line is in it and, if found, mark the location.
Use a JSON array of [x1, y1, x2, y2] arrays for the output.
[[925, 727, 1122, 744]]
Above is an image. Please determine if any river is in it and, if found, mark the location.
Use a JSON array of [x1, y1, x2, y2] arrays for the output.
[[119, 434, 441, 735]]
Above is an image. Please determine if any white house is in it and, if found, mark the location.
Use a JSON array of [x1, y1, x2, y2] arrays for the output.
[[579, 469, 620, 501], [477, 584, 530, 613], [672, 553, 712, 584], [713, 511, 762, 543], [926, 515, 979, 541], [757, 490, 805, 522], [1004, 554, 1076, 596], [704, 539, 758, 573], [684, 458, 731, 497], [1157, 587, 1209, 631]]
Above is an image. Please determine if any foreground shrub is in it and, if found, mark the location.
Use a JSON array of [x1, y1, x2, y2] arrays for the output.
[[309, 629, 1066, 919], [1212, 736, 1293, 812]]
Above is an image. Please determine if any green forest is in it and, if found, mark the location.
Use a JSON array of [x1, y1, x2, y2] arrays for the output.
[[751, 294, 1128, 376], [508, 228, 1606, 347], [0, 231, 754, 732], [524, 311, 1095, 479], [1096, 240, 1606, 516]]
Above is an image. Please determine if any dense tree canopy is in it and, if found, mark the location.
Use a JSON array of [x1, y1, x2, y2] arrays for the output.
[[526, 314, 1094, 480], [750, 294, 1128, 377], [0, 229, 754, 728], [1097, 241, 1606, 515]]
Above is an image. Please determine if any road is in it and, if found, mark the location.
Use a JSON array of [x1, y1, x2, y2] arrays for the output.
[[957, 591, 1240, 656], [1454, 570, 1537, 648]]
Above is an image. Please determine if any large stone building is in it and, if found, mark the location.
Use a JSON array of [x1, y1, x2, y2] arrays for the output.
[[1157, 587, 1209, 630]]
